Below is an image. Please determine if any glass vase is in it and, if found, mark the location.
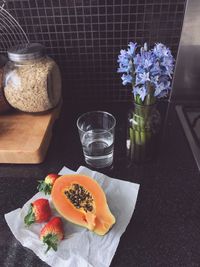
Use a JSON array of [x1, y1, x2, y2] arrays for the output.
[[127, 103, 161, 164]]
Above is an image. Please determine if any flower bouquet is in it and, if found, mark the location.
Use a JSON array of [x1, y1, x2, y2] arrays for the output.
[[117, 42, 175, 163]]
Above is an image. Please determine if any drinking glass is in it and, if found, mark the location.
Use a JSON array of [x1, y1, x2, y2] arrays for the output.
[[77, 111, 116, 169]]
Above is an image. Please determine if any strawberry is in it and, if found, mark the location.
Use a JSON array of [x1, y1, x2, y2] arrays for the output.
[[37, 173, 60, 195], [40, 217, 64, 252], [24, 198, 51, 226]]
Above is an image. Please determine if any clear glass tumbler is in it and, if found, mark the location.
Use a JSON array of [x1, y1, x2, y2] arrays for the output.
[[77, 111, 116, 169]]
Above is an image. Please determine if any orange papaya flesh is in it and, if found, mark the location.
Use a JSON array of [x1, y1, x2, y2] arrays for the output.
[[51, 174, 116, 235]]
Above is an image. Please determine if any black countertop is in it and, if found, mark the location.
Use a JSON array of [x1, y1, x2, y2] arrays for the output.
[[0, 101, 200, 267]]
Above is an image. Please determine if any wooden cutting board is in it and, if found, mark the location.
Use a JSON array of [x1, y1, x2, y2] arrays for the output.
[[0, 105, 61, 164]]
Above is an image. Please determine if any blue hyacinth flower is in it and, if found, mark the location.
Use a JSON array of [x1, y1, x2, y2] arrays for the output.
[[117, 41, 175, 103]]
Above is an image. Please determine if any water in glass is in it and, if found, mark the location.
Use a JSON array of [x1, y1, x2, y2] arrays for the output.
[[82, 129, 114, 168]]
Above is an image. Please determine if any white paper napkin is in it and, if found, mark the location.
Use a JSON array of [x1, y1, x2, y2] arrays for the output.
[[5, 166, 140, 267]]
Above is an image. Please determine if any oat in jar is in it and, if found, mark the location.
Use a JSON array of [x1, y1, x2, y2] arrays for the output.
[[4, 43, 62, 113]]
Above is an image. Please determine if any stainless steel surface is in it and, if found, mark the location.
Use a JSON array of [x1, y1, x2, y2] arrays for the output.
[[171, 0, 200, 102], [176, 105, 200, 171], [0, 0, 29, 53]]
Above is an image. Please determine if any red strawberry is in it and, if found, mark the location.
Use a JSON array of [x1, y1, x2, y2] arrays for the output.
[[24, 198, 51, 226], [40, 217, 64, 252], [37, 173, 60, 195]]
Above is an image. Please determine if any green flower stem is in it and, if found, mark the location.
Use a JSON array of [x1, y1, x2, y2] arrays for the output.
[[129, 91, 157, 162], [129, 127, 134, 159], [128, 83, 157, 162], [141, 131, 146, 145], [135, 129, 140, 160]]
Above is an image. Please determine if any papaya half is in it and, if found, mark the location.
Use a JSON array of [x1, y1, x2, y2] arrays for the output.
[[51, 174, 116, 235]]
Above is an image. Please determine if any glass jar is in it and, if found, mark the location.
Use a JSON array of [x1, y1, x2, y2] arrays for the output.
[[127, 103, 161, 164], [3, 43, 62, 113], [0, 55, 12, 114]]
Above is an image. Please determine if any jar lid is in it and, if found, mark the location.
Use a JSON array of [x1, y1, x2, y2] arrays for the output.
[[7, 43, 45, 62]]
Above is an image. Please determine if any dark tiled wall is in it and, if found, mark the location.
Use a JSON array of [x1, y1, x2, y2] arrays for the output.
[[2, 0, 186, 103]]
